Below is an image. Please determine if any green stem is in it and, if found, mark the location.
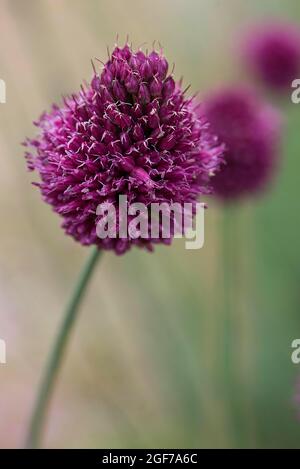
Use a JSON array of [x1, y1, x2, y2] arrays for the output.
[[25, 246, 102, 449], [222, 206, 243, 447]]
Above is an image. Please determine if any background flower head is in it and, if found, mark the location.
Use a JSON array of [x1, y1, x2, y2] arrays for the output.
[[242, 21, 300, 93], [204, 87, 282, 200], [24, 43, 224, 254]]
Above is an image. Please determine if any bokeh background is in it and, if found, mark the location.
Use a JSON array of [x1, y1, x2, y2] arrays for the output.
[[1, 0, 300, 449]]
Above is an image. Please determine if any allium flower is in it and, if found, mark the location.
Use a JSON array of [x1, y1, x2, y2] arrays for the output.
[[242, 21, 300, 92], [24, 43, 223, 254], [204, 87, 281, 200]]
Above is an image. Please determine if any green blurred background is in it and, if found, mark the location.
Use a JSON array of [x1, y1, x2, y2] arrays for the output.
[[0, 0, 300, 448]]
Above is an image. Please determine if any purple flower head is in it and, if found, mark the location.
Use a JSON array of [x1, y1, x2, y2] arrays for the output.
[[204, 87, 281, 200], [242, 21, 300, 92], [24, 43, 224, 254]]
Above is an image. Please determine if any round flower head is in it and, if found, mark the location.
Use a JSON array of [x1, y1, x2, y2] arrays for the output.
[[242, 21, 300, 92], [204, 87, 281, 200], [24, 43, 223, 254]]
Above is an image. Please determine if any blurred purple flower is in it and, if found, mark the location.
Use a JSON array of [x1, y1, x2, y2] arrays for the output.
[[204, 87, 281, 200], [242, 21, 300, 92], [24, 43, 224, 254]]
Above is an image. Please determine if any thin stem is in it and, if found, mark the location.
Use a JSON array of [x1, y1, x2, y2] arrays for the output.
[[25, 246, 102, 449], [222, 206, 243, 447]]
